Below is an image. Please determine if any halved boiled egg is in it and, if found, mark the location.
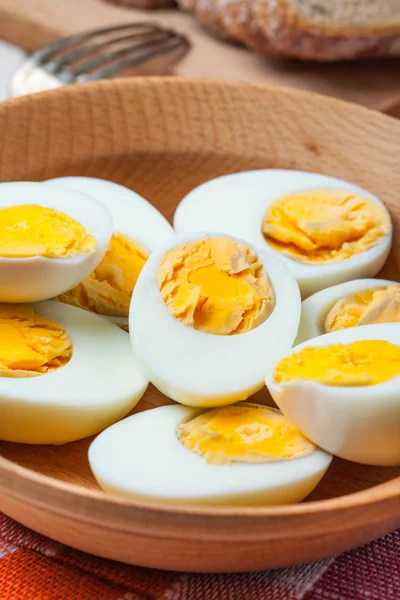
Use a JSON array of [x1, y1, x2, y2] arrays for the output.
[[266, 323, 400, 465], [0, 301, 148, 444], [89, 403, 332, 506], [45, 177, 175, 329], [174, 170, 392, 298], [0, 182, 112, 302], [296, 278, 400, 344], [129, 233, 301, 407]]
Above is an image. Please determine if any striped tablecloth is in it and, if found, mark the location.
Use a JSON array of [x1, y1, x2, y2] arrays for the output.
[[0, 514, 399, 600]]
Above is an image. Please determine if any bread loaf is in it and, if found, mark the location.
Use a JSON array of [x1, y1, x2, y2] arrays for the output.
[[179, 0, 400, 60], [177, 0, 274, 51], [253, 0, 400, 60]]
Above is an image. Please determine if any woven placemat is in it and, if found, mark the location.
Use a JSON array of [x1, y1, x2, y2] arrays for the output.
[[0, 513, 399, 600]]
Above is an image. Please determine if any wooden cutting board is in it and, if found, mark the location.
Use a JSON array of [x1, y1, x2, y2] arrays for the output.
[[1, 0, 400, 115]]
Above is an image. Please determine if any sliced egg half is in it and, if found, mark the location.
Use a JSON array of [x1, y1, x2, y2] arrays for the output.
[[129, 233, 301, 407], [0, 182, 112, 302], [45, 176, 175, 329], [296, 278, 400, 344], [266, 323, 400, 465], [89, 403, 332, 506], [0, 301, 148, 444], [174, 170, 392, 298]]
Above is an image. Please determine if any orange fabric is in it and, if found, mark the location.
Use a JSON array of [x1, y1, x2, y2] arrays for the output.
[[0, 546, 126, 599], [0, 513, 399, 600]]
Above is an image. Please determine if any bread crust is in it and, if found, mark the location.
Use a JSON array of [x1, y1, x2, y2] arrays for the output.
[[177, 0, 274, 52], [180, 0, 400, 60], [177, 0, 231, 40], [253, 0, 400, 60]]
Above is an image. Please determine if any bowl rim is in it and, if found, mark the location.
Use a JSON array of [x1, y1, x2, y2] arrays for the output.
[[1, 441, 399, 520], [0, 77, 399, 526]]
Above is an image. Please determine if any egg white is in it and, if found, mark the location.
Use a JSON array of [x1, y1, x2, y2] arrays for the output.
[[266, 323, 400, 466], [129, 232, 301, 407], [89, 404, 332, 506], [174, 170, 392, 298], [45, 177, 175, 251], [0, 301, 148, 444], [296, 278, 399, 344], [45, 177, 176, 327], [0, 182, 113, 302]]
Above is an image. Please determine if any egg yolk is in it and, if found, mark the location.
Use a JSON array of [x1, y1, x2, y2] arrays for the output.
[[325, 285, 400, 332], [177, 404, 315, 464], [262, 189, 390, 264], [57, 233, 149, 318], [158, 237, 274, 335], [274, 340, 400, 386], [0, 305, 72, 377], [0, 204, 96, 258]]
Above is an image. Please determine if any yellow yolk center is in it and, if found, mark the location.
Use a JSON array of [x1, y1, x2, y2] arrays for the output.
[[177, 404, 315, 464], [0, 305, 72, 377], [262, 189, 390, 264], [0, 204, 96, 258], [274, 340, 400, 386], [325, 285, 400, 332], [57, 233, 149, 318], [158, 237, 274, 335]]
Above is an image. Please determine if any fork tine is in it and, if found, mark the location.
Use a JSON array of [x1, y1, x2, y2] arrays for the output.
[[46, 30, 170, 73], [30, 23, 163, 66], [75, 35, 191, 82], [51, 30, 175, 79], [57, 30, 175, 81]]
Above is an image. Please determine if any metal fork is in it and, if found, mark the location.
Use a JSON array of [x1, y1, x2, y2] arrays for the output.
[[10, 23, 191, 98]]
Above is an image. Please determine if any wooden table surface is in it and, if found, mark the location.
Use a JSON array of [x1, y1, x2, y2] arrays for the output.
[[0, 0, 399, 115]]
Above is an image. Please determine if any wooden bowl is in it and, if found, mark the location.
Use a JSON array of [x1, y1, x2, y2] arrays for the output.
[[0, 78, 399, 573]]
